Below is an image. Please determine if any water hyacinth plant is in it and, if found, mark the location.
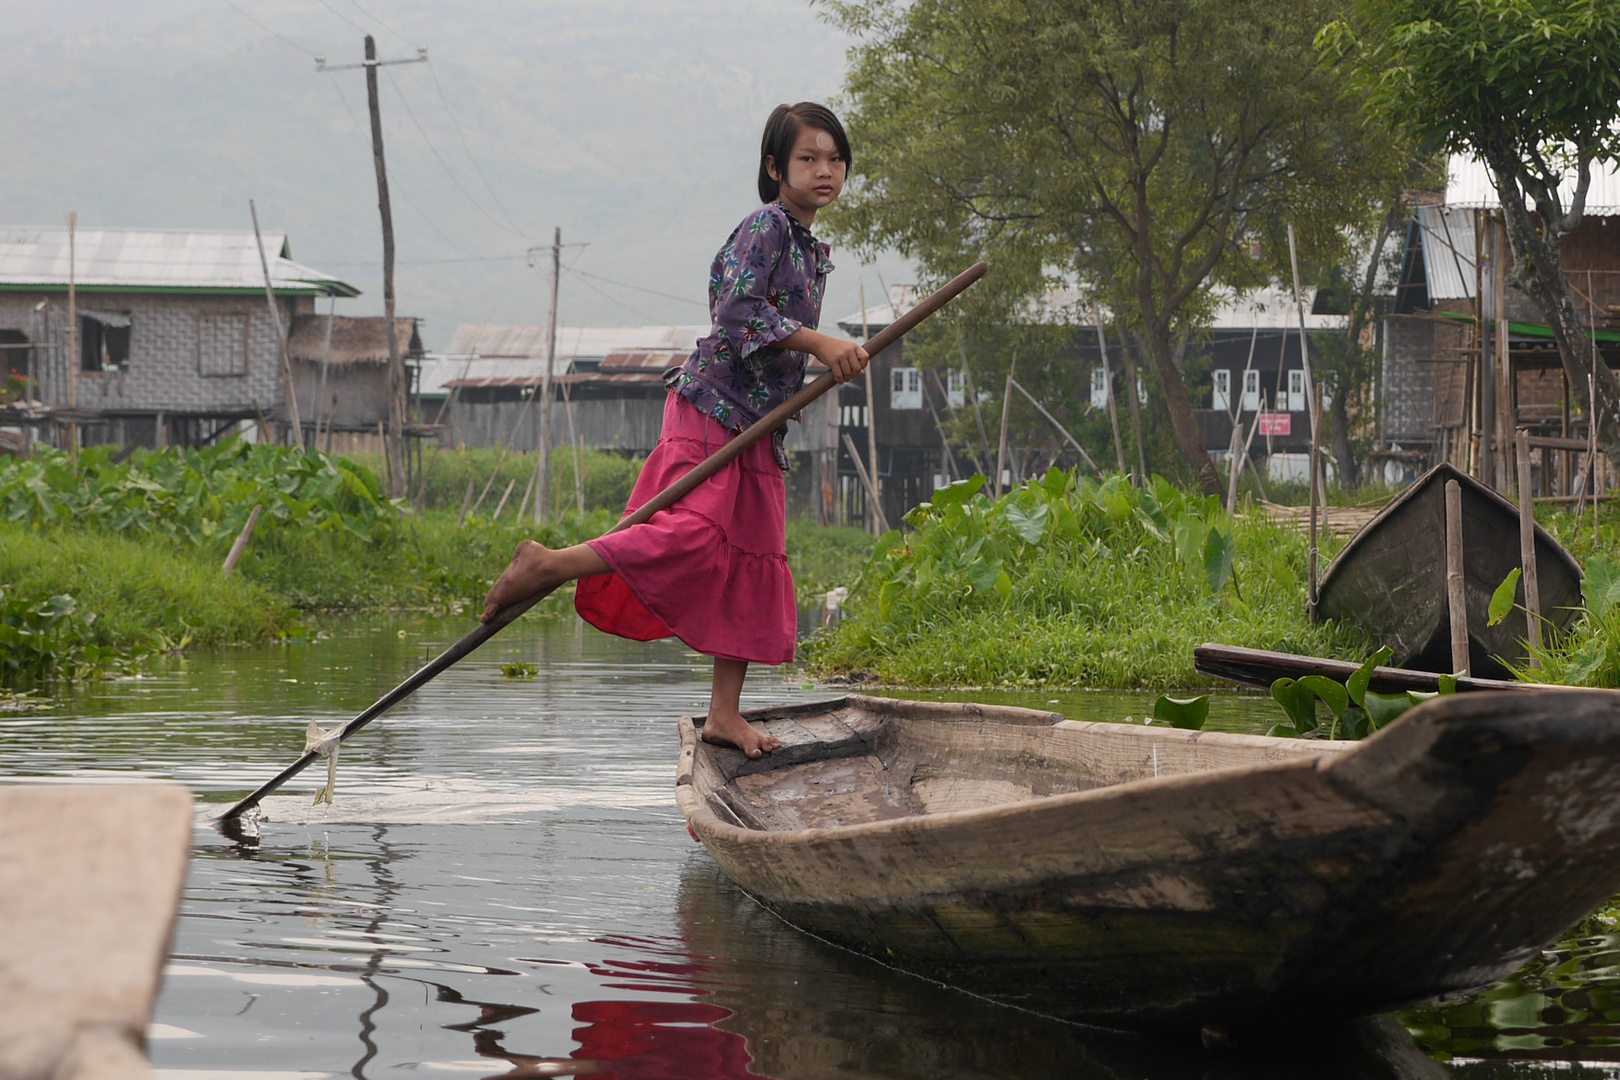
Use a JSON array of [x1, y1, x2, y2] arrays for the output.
[[805, 470, 1365, 689], [0, 440, 399, 545]]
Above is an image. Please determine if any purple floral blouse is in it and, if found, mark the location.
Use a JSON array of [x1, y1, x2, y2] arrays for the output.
[[666, 201, 835, 470]]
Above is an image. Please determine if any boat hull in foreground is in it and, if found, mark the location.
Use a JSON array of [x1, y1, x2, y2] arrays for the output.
[[676, 692, 1620, 1030]]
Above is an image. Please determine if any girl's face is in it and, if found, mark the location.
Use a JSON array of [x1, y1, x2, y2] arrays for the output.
[[767, 126, 847, 223]]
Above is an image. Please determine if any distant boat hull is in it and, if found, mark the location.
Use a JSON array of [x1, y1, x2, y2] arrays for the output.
[[1314, 463, 1582, 677], [677, 692, 1620, 1031]]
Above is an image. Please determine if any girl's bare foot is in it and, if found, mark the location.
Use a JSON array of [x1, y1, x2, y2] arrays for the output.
[[481, 541, 610, 622], [702, 707, 780, 759]]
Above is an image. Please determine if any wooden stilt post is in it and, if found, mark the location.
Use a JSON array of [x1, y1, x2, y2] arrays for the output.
[[861, 281, 881, 533], [1516, 429, 1542, 665], [1309, 382, 1323, 611], [996, 351, 1017, 498], [842, 432, 890, 533], [1445, 478, 1470, 675]]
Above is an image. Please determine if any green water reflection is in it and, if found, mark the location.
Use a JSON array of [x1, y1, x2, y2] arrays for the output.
[[5, 612, 1620, 1075]]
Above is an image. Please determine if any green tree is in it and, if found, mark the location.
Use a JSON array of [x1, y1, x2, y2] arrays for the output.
[[1321, 0, 1620, 464], [821, 0, 1408, 495]]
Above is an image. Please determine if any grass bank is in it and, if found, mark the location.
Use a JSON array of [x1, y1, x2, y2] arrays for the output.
[[0, 441, 876, 684], [803, 472, 1367, 690]]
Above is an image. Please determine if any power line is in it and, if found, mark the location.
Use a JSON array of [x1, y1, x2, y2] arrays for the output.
[[324, 71, 474, 256], [382, 65, 524, 239], [217, 0, 317, 56], [313, 0, 368, 35], [568, 271, 663, 324], [341, 0, 412, 44], [424, 59, 532, 240], [565, 266, 708, 308]]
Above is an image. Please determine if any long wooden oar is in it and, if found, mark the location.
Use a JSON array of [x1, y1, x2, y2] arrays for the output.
[[216, 261, 987, 823]]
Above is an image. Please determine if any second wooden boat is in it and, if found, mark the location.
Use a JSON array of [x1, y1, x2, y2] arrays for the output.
[[1313, 463, 1582, 678], [1192, 641, 1540, 694], [677, 692, 1620, 1031]]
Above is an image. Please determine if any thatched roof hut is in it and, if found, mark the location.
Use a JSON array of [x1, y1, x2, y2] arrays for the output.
[[287, 315, 423, 367]]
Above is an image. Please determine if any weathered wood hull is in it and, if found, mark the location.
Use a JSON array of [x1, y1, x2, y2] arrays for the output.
[[1314, 463, 1582, 677], [676, 692, 1620, 1031]]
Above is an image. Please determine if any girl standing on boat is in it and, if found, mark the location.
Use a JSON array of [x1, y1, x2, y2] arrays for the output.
[[480, 102, 867, 759]]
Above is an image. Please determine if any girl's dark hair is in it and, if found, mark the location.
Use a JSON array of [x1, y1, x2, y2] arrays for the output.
[[758, 102, 852, 204]]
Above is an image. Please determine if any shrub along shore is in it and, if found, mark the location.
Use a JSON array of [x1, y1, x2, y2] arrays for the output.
[[4, 442, 1612, 692], [0, 442, 869, 686]]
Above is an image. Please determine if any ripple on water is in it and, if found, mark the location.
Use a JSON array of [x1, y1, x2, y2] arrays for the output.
[[7, 613, 1608, 1076]]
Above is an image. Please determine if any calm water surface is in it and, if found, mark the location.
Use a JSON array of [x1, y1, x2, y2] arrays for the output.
[[5, 612, 1620, 1079]]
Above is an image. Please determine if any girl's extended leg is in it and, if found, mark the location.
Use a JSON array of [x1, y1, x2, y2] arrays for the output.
[[482, 540, 610, 622], [702, 658, 780, 759]]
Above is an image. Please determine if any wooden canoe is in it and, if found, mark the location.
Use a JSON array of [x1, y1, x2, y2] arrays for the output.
[[676, 691, 1620, 1032], [1192, 641, 1540, 694], [1313, 463, 1582, 678]]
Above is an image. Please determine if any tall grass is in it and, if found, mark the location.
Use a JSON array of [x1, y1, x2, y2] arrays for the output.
[[0, 523, 290, 684], [348, 446, 643, 516], [804, 472, 1365, 689]]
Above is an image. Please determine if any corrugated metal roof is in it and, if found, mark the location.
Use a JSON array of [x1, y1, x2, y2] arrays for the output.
[[1447, 152, 1620, 215], [0, 226, 359, 296], [1414, 205, 1479, 302], [442, 323, 709, 361]]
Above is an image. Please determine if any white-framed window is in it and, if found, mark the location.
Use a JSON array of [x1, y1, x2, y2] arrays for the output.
[[840, 404, 868, 428], [890, 367, 923, 410], [1211, 369, 1231, 413], [1287, 369, 1307, 412], [946, 369, 966, 408], [1090, 368, 1108, 410], [1242, 369, 1261, 412]]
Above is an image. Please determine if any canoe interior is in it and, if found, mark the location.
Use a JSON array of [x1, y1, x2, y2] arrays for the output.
[[687, 695, 1339, 834], [1314, 462, 1582, 677]]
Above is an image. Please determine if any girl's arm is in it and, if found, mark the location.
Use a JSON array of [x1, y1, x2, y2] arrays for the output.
[[780, 328, 869, 384]]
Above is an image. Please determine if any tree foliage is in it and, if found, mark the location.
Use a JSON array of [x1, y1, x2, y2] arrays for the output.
[[1321, 0, 1620, 462], [821, 0, 1409, 493]]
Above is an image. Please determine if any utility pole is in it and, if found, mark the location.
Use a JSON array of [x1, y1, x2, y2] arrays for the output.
[[534, 227, 561, 523], [317, 40, 427, 494], [67, 211, 77, 458], [365, 34, 406, 496]]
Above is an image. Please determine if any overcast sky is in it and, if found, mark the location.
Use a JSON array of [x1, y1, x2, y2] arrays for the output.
[[0, 0, 909, 348]]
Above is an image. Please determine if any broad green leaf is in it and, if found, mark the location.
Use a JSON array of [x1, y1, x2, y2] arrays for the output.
[[1297, 675, 1350, 718], [1271, 677, 1318, 734], [1041, 466, 1071, 497], [967, 556, 1004, 594], [1338, 706, 1371, 741], [1488, 568, 1521, 627], [1584, 554, 1620, 617], [1363, 690, 1415, 728], [1346, 645, 1394, 707], [1202, 526, 1236, 593], [931, 476, 987, 508], [1153, 694, 1209, 730], [1004, 501, 1050, 544], [1438, 673, 1458, 695]]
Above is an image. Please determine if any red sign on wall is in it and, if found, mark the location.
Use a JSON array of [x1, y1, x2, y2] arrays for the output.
[[1257, 413, 1292, 437]]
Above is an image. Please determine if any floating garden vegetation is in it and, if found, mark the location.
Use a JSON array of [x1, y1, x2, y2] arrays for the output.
[[803, 471, 1368, 690]]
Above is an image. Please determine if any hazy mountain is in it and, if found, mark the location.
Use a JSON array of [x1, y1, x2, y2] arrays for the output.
[[0, 0, 909, 347]]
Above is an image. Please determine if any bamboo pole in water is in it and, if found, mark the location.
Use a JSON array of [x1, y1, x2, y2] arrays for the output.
[[1516, 429, 1543, 664], [215, 261, 988, 823], [1446, 479, 1471, 676]]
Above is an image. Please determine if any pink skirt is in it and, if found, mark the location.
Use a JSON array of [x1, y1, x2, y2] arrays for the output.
[[574, 393, 797, 665]]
